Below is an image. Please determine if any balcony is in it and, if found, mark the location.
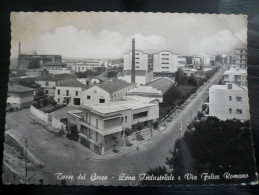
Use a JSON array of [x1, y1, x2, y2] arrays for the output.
[[62, 94, 71, 98], [79, 121, 123, 136]]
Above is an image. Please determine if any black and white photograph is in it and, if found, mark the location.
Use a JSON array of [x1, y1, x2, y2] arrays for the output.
[[2, 11, 257, 186]]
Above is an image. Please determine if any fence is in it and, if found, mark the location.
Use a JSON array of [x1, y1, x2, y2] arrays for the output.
[[30, 105, 50, 124]]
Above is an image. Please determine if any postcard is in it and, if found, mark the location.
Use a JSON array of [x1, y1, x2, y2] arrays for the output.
[[2, 12, 257, 186]]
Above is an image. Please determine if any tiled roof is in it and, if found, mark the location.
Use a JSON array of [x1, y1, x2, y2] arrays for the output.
[[8, 85, 34, 93], [37, 74, 76, 81], [98, 79, 135, 94], [57, 80, 88, 89], [92, 74, 109, 82], [145, 78, 174, 93]]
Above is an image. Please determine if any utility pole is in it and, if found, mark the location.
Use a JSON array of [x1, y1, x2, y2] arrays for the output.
[[180, 120, 183, 137], [25, 138, 28, 178]]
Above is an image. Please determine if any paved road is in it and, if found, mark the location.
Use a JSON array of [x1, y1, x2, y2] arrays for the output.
[[4, 66, 224, 186]]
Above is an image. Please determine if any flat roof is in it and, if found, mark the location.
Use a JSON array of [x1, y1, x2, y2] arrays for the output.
[[84, 99, 157, 115], [144, 77, 174, 93]]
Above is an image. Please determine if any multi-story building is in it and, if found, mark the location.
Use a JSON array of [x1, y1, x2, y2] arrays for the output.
[[35, 74, 77, 96], [81, 79, 136, 105], [232, 48, 247, 69], [177, 56, 187, 69], [123, 50, 149, 71], [153, 51, 178, 75], [54, 80, 88, 106], [42, 61, 67, 70], [77, 99, 159, 154], [117, 70, 153, 86], [48, 68, 72, 75], [197, 53, 215, 66], [208, 83, 250, 121], [7, 85, 35, 109], [191, 57, 202, 69], [148, 54, 153, 70], [69, 60, 103, 72], [222, 65, 247, 87]]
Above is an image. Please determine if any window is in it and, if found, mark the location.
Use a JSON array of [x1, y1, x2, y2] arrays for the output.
[[99, 98, 105, 103], [58, 90, 60, 95], [229, 96, 232, 101], [75, 91, 78, 96], [87, 95, 91, 100], [45, 81, 49, 86], [96, 119, 98, 129], [96, 132, 98, 142], [229, 108, 232, 114], [121, 117, 123, 123], [94, 90, 97, 93], [66, 90, 69, 96], [133, 111, 148, 120], [125, 116, 127, 123], [236, 109, 242, 114], [228, 84, 232, 89], [45, 90, 48, 94], [58, 98, 60, 103], [236, 96, 242, 102]]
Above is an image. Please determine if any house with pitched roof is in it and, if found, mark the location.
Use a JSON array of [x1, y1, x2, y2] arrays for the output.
[[81, 79, 136, 105], [7, 85, 35, 109], [54, 80, 89, 106], [117, 70, 153, 86], [35, 74, 77, 96]]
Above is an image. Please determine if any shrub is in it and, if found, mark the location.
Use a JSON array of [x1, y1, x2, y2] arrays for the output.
[[136, 132, 144, 141]]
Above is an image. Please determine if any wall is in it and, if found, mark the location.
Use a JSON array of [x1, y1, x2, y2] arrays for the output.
[[30, 105, 49, 123], [209, 85, 250, 121], [123, 51, 148, 70], [52, 117, 66, 131], [55, 86, 83, 105], [81, 86, 110, 105], [132, 104, 159, 124]]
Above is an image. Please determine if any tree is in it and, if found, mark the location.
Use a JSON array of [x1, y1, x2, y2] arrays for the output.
[[28, 59, 40, 69], [141, 117, 256, 185], [107, 71, 118, 78], [175, 68, 186, 85]]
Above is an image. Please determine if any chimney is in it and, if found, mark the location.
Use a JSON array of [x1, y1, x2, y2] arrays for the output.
[[18, 42, 21, 56], [131, 38, 135, 83]]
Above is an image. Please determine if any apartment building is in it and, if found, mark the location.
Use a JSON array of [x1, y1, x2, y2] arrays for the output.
[[222, 65, 247, 87], [208, 83, 250, 121], [81, 79, 136, 105], [77, 99, 159, 154], [69, 60, 103, 72], [153, 51, 178, 74], [232, 48, 247, 69], [123, 50, 149, 71]]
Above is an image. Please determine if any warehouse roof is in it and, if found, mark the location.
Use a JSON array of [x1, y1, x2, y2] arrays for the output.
[[57, 80, 88, 89], [98, 79, 135, 94], [144, 77, 174, 93]]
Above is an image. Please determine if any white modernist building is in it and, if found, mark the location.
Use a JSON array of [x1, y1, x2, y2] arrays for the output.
[[197, 53, 215, 66], [153, 51, 178, 74], [77, 99, 159, 154], [69, 60, 103, 72], [117, 70, 153, 86], [232, 48, 247, 69], [222, 65, 247, 87], [123, 50, 148, 71], [208, 83, 250, 121]]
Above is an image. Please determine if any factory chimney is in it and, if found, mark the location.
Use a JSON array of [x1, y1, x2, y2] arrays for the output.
[[18, 42, 21, 56], [131, 38, 135, 83]]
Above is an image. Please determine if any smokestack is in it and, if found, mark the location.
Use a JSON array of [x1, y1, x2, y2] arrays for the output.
[[131, 38, 135, 83], [19, 42, 21, 56]]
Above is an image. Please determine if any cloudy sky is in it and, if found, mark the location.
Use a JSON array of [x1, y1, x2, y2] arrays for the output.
[[11, 12, 247, 59]]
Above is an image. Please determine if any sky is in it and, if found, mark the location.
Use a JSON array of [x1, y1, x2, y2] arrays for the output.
[[11, 12, 247, 59]]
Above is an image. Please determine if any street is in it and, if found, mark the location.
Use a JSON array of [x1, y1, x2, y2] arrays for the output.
[[4, 67, 224, 186]]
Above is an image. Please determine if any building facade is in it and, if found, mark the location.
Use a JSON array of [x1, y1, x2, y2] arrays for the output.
[[77, 99, 159, 154], [36, 74, 77, 96], [54, 80, 88, 106], [7, 85, 34, 109], [153, 51, 178, 74], [209, 83, 250, 121], [222, 65, 247, 87], [232, 48, 247, 69], [81, 79, 136, 105], [123, 50, 149, 71]]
